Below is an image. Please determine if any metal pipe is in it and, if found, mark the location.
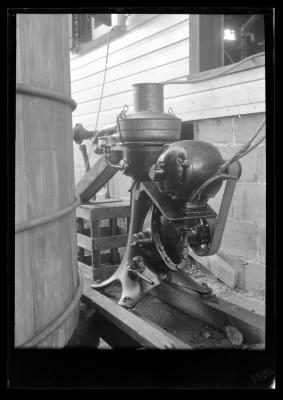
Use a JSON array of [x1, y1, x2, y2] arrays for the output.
[[73, 123, 117, 144], [133, 83, 164, 113]]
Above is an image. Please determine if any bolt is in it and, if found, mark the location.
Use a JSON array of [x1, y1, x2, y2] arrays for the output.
[[160, 273, 168, 282]]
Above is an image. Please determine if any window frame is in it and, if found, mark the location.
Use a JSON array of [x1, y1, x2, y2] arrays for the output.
[[70, 14, 127, 56]]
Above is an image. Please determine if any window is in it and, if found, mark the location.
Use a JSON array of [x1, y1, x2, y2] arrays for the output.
[[70, 14, 126, 53], [189, 14, 265, 73], [223, 14, 265, 65]]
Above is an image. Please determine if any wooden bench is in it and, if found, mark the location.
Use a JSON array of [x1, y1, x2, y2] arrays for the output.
[[76, 199, 131, 281]]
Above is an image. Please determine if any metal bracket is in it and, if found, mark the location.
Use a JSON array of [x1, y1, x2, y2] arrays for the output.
[[140, 181, 217, 222]]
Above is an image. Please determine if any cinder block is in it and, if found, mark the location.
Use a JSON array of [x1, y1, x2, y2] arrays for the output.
[[218, 253, 247, 290], [232, 182, 266, 224], [258, 225, 266, 264], [233, 113, 266, 144], [244, 262, 266, 292], [217, 145, 266, 183], [195, 117, 233, 143], [208, 183, 233, 217], [220, 218, 258, 260]]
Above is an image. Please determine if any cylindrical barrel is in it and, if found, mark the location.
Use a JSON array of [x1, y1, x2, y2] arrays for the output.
[[15, 14, 81, 348]]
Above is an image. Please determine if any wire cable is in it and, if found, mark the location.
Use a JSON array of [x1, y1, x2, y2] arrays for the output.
[[190, 116, 266, 203], [86, 26, 117, 166], [218, 117, 266, 173]]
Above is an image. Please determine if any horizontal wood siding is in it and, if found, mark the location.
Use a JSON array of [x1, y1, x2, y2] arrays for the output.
[[71, 14, 190, 198]]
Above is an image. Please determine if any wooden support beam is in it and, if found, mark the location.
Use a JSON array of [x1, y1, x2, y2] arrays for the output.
[[77, 233, 128, 251], [76, 200, 130, 221], [76, 156, 119, 202], [81, 275, 191, 349], [153, 284, 265, 345], [189, 14, 224, 73]]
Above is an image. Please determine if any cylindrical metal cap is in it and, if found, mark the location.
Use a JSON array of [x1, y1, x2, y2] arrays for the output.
[[133, 83, 164, 113]]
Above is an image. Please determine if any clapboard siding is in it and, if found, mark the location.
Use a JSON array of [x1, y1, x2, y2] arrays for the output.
[[71, 19, 190, 83], [72, 58, 189, 106], [70, 14, 187, 71], [73, 69, 264, 118], [71, 38, 190, 93], [72, 62, 265, 129]]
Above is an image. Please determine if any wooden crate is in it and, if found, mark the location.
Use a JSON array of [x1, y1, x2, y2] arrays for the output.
[[76, 199, 131, 280]]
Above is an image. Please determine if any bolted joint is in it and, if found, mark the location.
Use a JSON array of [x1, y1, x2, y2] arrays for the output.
[[130, 230, 153, 248], [119, 158, 129, 172], [127, 257, 155, 285]]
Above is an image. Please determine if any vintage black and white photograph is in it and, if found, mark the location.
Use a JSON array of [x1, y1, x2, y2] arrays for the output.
[[11, 8, 275, 388]]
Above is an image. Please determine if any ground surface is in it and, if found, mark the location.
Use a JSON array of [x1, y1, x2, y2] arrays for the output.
[[185, 261, 265, 316], [67, 259, 265, 349]]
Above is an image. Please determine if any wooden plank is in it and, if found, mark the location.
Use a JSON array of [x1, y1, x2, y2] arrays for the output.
[[73, 66, 264, 117], [189, 14, 199, 74], [189, 14, 225, 73], [72, 57, 189, 102], [15, 52, 35, 344], [72, 71, 265, 128], [70, 14, 188, 71], [198, 15, 224, 72], [77, 233, 128, 251], [91, 220, 101, 270], [77, 218, 85, 261], [153, 284, 265, 345], [92, 313, 142, 348], [71, 19, 190, 82], [76, 155, 119, 202], [77, 232, 93, 251], [110, 217, 120, 264], [88, 198, 123, 204], [179, 102, 266, 122], [93, 234, 128, 250], [81, 275, 191, 349], [76, 201, 130, 220], [163, 79, 265, 120], [16, 14, 79, 346], [71, 39, 189, 93]]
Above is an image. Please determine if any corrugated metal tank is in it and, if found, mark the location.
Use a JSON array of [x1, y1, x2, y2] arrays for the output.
[[15, 14, 82, 347]]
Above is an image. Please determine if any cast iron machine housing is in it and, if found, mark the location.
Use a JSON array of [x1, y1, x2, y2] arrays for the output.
[[90, 82, 242, 308]]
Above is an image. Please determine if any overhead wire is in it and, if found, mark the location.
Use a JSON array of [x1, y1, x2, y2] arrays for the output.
[[85, 25, 117, 166], [218, 117, 266, 173], [190, 117, 266, 202]]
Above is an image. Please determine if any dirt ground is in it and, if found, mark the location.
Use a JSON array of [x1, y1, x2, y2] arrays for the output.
[[185, 260, 265, 316], [68, 258, 265, 349]]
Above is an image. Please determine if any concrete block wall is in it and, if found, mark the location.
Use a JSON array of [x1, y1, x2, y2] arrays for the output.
[[194, 112, 266, 293]]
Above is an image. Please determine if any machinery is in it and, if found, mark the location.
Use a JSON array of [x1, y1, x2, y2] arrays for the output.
[[74, 82, 241, 308]]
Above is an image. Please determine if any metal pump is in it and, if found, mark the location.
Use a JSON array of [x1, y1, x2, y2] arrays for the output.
[[87, 82, 241, 308]]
